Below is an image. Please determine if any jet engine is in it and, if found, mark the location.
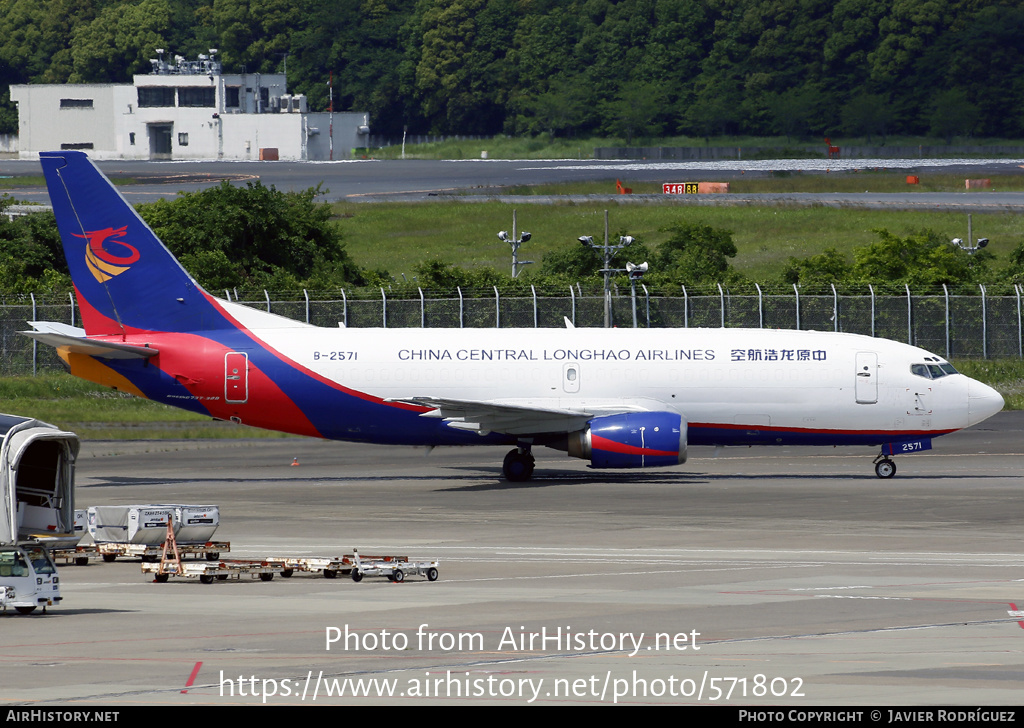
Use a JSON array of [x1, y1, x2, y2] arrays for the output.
[[567, 412, 687, 468]]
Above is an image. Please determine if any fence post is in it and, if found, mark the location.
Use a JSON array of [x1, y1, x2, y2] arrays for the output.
[[1017, 284, 1022, 359], [380, 286, 387, 328], [304, 289, 310, 324], [458, 286, 464, 328], [531, 285, 538, 328], [494, 286, 500, 328], [30, 292, 36, 376], [980, 283, 988, 359], [264, 289, 271, 313], [419, 287, 425, 328], [569, 285, 576, 326], [340, 288, 348, 328], [943, 284, 950, 359], [793, 284, 800, 331], [224, 289, 231, 301], [69, 292, 75, 328], [717, 283, 725, 328], [869, 284, 875, 338], [831, 283, 838, 332], [681, 285, 688, 328], [755, 283, 763, 328], [905, 284, 912, 345], [642, 283, 650, 328]]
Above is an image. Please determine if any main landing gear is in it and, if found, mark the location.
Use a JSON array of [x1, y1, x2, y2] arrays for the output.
[[873, 453, 897, 479], [502, 445, 535, 482]]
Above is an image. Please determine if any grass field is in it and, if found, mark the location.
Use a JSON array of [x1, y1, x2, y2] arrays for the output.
[[334, 194, 1024, 283]]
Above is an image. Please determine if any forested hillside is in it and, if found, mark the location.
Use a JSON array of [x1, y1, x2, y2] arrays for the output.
[[2, 0, 1022, 141]]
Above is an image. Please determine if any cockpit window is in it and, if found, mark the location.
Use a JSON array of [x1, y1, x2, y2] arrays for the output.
[[911, 362, 958, 379]]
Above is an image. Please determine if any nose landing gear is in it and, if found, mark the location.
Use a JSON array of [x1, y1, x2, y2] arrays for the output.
[[873, 454, 897, 479]]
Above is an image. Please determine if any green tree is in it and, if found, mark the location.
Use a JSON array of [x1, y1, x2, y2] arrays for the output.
[[928, 88, 980, 144], [840, 92, 892, 142], [0, 205, 71, 293], [137, 181, 366, 290], [651, 222, 739, 284], [782, 248, 852, 286], [852, 228, 989, 287]]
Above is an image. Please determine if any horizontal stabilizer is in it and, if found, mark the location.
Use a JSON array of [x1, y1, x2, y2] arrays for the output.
[[21, 321, 159, 359]]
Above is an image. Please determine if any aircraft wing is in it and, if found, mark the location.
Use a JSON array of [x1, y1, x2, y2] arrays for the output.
[[387, 396, 656, 436], [21, 321, 159, 359], [388, 396, 592, 435]]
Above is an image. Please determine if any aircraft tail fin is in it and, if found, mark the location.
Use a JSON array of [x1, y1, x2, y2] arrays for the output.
[[40, 151, 222, 336]]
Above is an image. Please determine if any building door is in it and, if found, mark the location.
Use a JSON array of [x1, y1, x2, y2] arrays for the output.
[[148, 124, 172, 160]]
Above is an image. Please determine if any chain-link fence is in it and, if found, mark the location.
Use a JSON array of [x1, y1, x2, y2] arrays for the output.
[[8, 284, 1024, 375]]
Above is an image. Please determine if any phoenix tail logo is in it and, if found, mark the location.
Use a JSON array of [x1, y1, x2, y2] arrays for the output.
[[74, 227, 141, 282]]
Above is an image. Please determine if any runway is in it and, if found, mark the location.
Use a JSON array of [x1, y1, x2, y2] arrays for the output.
[[4, 156, 1024, 210], [4, 412, 1023, 705]]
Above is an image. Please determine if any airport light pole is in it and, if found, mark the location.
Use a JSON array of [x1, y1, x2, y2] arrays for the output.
[[951, 215, 989, 255], [579, 210, 634, 327], [498, 209, 533, 278], [626, 261, 648, 328]]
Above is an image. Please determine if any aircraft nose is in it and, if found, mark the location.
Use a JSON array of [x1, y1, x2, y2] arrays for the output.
[[967, 378, 1004, 426]]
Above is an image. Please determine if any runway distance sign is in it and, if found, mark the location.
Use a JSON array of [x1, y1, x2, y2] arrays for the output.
[[663, 182, 699, 194]]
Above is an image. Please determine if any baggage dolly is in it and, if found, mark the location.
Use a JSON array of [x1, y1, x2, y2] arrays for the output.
[[349, 549, 439, 583]]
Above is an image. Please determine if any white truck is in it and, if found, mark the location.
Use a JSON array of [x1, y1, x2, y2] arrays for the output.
[[0, 415, 79, 614], [0, 542, 61, 614]]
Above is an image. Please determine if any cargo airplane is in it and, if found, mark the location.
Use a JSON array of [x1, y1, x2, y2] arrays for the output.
[[24, 151, 1004, 481]]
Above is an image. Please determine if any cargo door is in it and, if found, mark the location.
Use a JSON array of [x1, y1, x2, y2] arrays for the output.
[[855, 352, 877, 404], [225, 352, 249, 404]]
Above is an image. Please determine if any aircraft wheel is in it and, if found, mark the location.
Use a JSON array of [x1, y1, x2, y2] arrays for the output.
[[15, 606, 36, 615], [502, 449, 535, 482], [875, 459, 897, 479], [351, 570, 363, 582]]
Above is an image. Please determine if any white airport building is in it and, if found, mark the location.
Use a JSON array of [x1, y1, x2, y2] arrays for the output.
[[10, 52, 370, 161]]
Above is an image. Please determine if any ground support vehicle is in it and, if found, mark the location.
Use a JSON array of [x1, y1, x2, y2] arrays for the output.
[[349, 550, 439, 583], [0, 543, 61, 614], [95, 541, 230, 563], [52, 541, 231, 565], [142, 558, 287, 584]]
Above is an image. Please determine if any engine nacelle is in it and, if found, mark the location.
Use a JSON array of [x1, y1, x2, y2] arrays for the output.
[[567, 412, 687, 469]]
